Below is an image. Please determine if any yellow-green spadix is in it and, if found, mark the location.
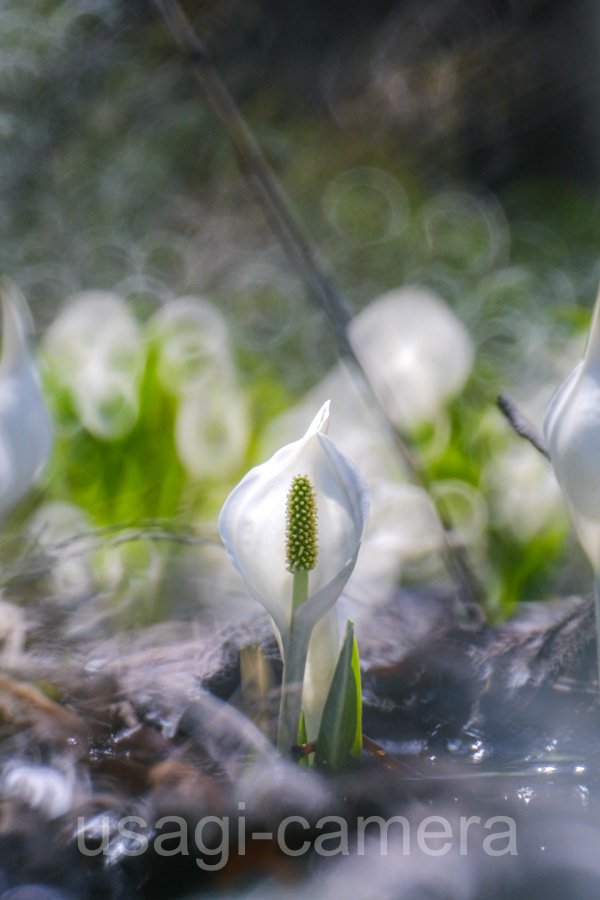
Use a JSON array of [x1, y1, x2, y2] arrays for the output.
[[218, 401, 370, 744]]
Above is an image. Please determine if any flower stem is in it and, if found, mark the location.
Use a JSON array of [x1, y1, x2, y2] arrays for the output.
[[594, 576, 600, 688], [303, 609, 339, 742], [291, 570, 308, 616], [277, 571, 309, 754]]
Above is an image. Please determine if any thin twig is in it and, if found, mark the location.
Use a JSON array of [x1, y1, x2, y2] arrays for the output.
[[0, 520, 217, 589], [292, 740, 317, 762], [362, 735, 422, 775], [496, 391, 550, 459], [152, 0, 485, 608]]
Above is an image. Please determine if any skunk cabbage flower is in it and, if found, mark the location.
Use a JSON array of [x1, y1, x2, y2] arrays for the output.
[[348, 286, 474, 429], [175, 377, 249, 480], [0, 281, 51, 522], [149, 297, 250, 480], [219, 401, 369, 749], [42, 291, 144, 441], [544, 285, 600, 676], [149, 296, 231, 395], [148, 296, 250, 479], [544, 288, 600, 572]]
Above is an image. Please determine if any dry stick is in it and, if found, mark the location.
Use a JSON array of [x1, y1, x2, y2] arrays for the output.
[[153, 0, 485, 608]]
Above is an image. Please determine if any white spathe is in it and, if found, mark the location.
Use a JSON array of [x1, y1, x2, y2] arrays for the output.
[[219, 401, 369, 642], [218, 401, 370, 740], [544, 287, 600, 571], [0, 281, 51, 521]]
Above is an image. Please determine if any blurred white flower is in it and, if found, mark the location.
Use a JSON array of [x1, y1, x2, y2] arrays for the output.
[[149, 296, 231, 395], [219, 401, 369, 746], [349, 285, 474, 429], [149, 297, 249, 480], [348, 481, 443, 605], [0, 597, 29, 664], [175, 376, 249, 481], [43, 291, 144, 440], [543, 289, 600, 681], [0, 281, 51, 521], [484, 437, 564, 541], [259, 285, 473, 480], [544, 287, 600, 571]]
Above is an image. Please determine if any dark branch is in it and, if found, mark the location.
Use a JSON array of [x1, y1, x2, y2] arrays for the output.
[[496, 392, 550, 460]]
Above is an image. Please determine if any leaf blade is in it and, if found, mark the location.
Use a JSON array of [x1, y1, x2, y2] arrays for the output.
[[315, 619, 362, 767]]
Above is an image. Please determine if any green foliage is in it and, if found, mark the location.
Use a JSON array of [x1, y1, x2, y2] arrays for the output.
[[487, 524, 568, 620], [315, 620, 362, 768], [43, 346, 186, 525]]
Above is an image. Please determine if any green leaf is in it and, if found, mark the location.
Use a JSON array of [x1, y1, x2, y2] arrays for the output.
[[297, 709, 309, 767], [315, 619, 362, 768]]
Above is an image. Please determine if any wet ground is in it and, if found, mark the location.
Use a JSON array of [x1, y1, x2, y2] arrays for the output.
[[0, 571, 596, 899]]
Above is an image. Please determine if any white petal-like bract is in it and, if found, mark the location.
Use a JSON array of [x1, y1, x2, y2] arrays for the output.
[[0, 281, 51, 521], [219, 401, 369, 643], [544, 289, 600, 571], [219, 401, 370, 742]]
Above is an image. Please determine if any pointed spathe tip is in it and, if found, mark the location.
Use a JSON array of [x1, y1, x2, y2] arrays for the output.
[[0, 279, 33, 373], [306, 399, 330, 437], [582, 279, 600, 373]]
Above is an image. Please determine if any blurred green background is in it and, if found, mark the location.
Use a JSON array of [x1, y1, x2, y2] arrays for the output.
[[2, 0, 600, 622]]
